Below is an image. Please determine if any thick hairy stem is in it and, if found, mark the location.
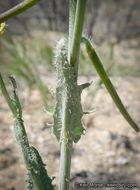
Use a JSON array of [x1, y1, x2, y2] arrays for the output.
[[54, 38, 87, 190], [56, 2, 87, 190], [0, 0, 40, 22], [82, 37, 139, 132]]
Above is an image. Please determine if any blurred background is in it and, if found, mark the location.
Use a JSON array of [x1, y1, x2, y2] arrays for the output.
[[0, 0, 140, 190]]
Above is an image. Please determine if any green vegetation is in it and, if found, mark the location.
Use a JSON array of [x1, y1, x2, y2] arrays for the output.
[[0, 1, 139, 190], [0, 74, 54, 190], [0, 37, 54, 107]]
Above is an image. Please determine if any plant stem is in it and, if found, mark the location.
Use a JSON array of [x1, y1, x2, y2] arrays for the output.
[[82, 37, 139, 132], [0, 0, 40, 22], [58, 140, 73, 190], [58, 1, 87, 190], [0, 74, 17, 116], [0, 74, 54, 190], [70, 0, 87, 77], [68, 0, 77, 62]]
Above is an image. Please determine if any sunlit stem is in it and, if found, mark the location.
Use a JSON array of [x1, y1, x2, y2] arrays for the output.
[[70, 0, 87, 78], [0, 0, 40, 22], [68, 0, 77, 62], [82, 37, 139, 132], [0, 74, 16, 116], [58, 140, 73, 190]]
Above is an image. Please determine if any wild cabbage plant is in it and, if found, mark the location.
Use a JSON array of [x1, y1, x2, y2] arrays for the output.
[[0, 1, 139, 190]]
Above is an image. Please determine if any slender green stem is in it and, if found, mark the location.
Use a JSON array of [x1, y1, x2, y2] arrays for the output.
[[82, 37, 139, 132], [0, 73, 17, 116], [0, 0, 40, 22], [68, 0, 77, 62], [70, 0, 87, 77], [58, 140, 73, 190]]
